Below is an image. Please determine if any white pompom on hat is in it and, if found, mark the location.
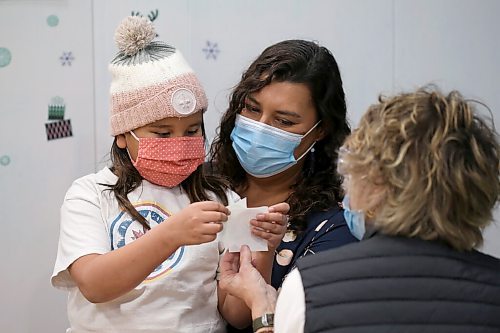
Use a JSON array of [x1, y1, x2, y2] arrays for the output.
[[109, 16, 208, 136]]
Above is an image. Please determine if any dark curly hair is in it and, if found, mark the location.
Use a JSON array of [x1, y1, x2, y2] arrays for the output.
[[210, 39, 350, 231]]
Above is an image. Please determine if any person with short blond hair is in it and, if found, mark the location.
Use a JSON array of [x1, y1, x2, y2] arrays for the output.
[[338, 88, 498, 250], [219, 87, 500, 333]]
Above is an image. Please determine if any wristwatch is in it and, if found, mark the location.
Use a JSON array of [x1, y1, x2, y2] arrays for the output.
[[252, 313, 274, 332]]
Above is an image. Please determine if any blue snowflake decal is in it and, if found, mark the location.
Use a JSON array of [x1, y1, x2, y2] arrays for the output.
[[202, 41, 220, 60], [60, 51, 74, 66]]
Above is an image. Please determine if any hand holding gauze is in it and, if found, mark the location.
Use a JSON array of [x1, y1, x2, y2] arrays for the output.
[[220, 198, 268, 252]]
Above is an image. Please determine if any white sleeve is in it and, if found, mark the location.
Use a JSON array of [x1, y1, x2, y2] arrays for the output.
[[275, 268, 305, 333], [51, 177, 110, 289]]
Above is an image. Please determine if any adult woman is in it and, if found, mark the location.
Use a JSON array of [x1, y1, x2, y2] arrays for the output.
[[210, 40, 357, 292], [220, 87, 500, 333]]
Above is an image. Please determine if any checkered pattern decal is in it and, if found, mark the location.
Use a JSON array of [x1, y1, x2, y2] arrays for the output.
[[45, 119, 73, 140]]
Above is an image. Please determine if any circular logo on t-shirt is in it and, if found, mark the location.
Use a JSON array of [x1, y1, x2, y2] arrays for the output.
[[110, 202, 184, 282]]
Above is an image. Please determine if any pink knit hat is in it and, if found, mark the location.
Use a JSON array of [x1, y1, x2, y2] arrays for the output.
[[109, 16, 208, 136]]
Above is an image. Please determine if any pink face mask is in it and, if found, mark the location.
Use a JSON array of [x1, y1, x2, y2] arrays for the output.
[[129, 131, 205, 188]]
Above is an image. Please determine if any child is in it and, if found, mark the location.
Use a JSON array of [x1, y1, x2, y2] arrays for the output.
[[51, 16, 288, 332]]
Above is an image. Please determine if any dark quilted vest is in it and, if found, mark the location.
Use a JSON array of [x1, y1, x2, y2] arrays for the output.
[[297, 234, 500, 333]]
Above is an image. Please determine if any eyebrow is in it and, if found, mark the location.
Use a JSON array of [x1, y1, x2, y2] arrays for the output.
[[246, 95, 302, 119], [149, 121, 202, 129]]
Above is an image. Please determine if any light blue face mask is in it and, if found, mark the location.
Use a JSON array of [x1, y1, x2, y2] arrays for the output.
[[342, 195, 366, 240], [230, 114, 320, 178]]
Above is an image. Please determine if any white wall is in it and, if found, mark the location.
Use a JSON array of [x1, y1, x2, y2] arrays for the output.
[[0, 1, 95, 331], [392, 0, 500, 256], [0, 0, 498, 331]]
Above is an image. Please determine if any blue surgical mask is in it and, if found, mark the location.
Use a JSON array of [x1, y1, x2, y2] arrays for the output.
[[342, 195, 366, 240], [230, 114, 320, 178]]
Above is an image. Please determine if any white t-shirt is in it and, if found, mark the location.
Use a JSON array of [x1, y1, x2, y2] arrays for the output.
[[275, 268, 305, 333], [51, 167, 239, 333]]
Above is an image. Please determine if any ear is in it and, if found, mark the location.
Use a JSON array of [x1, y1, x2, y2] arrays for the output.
[[116, 134, 127, 149], [314, 124, 327, 142]]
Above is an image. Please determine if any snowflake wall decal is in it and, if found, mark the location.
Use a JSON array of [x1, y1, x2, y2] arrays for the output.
[[60, 51, 74, 66], [202, 41, 220, 60]]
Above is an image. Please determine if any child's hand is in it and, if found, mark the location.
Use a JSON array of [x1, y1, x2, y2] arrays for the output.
[[250, 202, 290, 250], [170, 201, 230, 246]]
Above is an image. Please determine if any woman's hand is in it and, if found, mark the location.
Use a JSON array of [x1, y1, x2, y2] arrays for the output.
[[219, 245, 277, 313], [251, 202, 290, 250]]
